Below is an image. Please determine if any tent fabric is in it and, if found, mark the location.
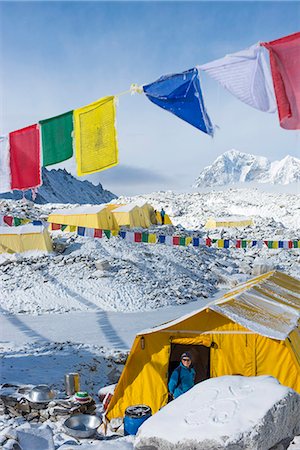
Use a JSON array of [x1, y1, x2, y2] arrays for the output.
[[204, 217, 253, 229], [199, 44, 276, 113], [48, 206, 118, 230], [0, 225, 52, 254], [0, 136, 11, 193], [112, 205, 145, 228], [9, 124, 41, 190], [74, 96, 119, 176], [143, 68, 214, 136], [261, 32, 300, 130], [40, 111, 74, 166], [155, 211, 172, 225], [106, 271, 300, 421]]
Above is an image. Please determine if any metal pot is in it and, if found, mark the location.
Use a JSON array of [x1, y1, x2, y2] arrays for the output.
[[27, 385, 55, 403], [63, 414, 101, 438]]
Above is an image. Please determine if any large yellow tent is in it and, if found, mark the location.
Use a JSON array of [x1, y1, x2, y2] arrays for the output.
[[0, 224, 53, 254], [155, 210, 172, 225], [205, 216, 253, 229], [48, 205, 118, 231], [106, 271, 300, 421], [111, 204, 149, 228]]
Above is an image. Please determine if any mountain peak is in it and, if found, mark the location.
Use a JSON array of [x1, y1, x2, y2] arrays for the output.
[[195, 151, 300, 188]]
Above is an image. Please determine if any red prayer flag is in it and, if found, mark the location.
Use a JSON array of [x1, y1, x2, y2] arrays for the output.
[[134, 232, 142, 243], [94, 229, 103, 238], [235, 240, 241, 248], [4, 216, 13, 226], [205, 238, 212, 247], [9, 124, 41, 190], [173, 236, 180, 245], [261, 32, 300, 129], [51, 223, 61, 231], [288, 240, 293, 249]]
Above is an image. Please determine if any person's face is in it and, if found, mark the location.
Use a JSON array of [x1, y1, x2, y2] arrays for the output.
[[181, 356, 191, 367]]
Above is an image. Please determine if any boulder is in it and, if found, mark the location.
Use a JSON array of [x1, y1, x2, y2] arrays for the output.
[[134, 376, 300, 450]]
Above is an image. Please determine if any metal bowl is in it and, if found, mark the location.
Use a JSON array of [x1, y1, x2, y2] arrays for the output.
[[63, 414, 101, 438], [27, 385, 55, 403]]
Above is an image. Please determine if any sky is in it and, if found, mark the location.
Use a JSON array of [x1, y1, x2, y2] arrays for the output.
[[0, 1, 299, 196]]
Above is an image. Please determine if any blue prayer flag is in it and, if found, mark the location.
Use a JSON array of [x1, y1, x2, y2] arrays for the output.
[[120, 231, 126, 239], [77, 227, 85, 236], [193, 237, 200, 247], [224, 239, 229, 248], [159, 235, 166, 244], [143, 68, 214, 136], [32, 220, 43, 226], [279, 241, 284, 248]]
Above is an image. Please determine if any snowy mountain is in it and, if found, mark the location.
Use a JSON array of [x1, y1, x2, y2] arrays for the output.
[[194, 150, 300, 188], [0, 168, 116, 204]]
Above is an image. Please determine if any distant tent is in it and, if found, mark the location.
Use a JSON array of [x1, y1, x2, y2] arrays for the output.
[[0, 224, 53, 254], [155, 210, 173, 225], [141, 203, 157, 225], [106, 271, 300, 421], [112, 204, 148, 228], [48, 205, 118, 231], [205, 216, 253, 229]]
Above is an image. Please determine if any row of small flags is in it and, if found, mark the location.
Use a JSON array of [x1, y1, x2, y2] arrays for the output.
[[0, 215, 45, 227], [50, 223, 300, 249]]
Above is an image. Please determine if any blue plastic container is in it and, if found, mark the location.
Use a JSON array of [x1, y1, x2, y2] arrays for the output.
[[124, 404, 152, 436]]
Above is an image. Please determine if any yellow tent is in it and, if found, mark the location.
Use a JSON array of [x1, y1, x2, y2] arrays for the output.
[[111, 204, 146, 228], [155, 211, 172, 225], [141, 203, 157, 225], [48, 205, 118, 231], [0, 224, 53, 254], [205, 216, 254, 229], [106, 271, 300, 421]]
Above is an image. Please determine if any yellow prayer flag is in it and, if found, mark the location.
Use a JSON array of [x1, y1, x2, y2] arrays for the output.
[[273, 241, 279, 249], [148, 234, 157, 244], [74, 96, 119, 176], [186, 237, 192, 246], [217, 239, 224, 248]]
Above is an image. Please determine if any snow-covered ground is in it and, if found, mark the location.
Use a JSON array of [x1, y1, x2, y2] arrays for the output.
[[1, 187, 299, 449]]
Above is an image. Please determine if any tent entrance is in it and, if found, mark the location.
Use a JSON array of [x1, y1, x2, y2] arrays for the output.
[[168, 343, 210, 384]]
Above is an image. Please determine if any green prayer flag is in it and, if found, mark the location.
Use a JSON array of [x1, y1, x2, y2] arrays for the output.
[[142, 233, 149, 243], [61, 224, 67, 231], [293, 240, 298, 248], [242, 240, 247, 248], [104, 230, 111, 239], [212, 239, 217, 243], [13, 217, 22, 226], [40, 111, 73, 166], [179, 237, 186, 246], [268, 241, 273, 249]]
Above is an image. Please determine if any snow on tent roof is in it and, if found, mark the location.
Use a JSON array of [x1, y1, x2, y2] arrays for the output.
[[0, 224, 46, 235], [51, 205, 107, 215], [139, 271, 300, 340], [212, 216, 252, 221], [112, 204, 139, 212]]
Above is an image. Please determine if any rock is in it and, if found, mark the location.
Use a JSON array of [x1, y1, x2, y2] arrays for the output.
[[134, 376, 300, 450], [3, 439, 21, 450], [95, 260, 111, 271]]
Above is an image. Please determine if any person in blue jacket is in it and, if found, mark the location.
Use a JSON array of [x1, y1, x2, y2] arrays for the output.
[[160, 208, 166, 225], [168, 352, 196, 399]]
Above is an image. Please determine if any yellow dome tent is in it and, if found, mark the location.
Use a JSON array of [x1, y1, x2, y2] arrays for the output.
[[205, 216, 254, 229], [106, 271, 300, 421], [0, 224, 53, 254], [48, 205, 118, 231]]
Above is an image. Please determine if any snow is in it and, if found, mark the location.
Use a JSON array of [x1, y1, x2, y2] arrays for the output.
[[51, 205, 108, 215], [194, 149, 300, 187], [0, 224, 46, 235], [136, 376, 300, 450], [1, 185, 300, 449]]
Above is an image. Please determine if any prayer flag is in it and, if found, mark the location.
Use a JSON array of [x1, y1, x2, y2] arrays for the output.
[[0, 136, 11, 193], [125, 232, 134, 242], [293, 240, 299, 248], [9, 124, 41, 190], [159, 235, 166, 244], [85, 228, 95, 238], [165, 236, 173, 246], [242, 240, 247, 248], [236, 240, 241, 248], [217, 239, 224, 248], [32, 220, 43, 226], [143, 68, 214, 136], [120, 231, 126, 239], [200, 44, 276, 113], [142, 232, 149, 243], [69, 226, 77, 232], [193, 237, 200, 247], [173, 236, 180, 246], [40, 111, 73, 166], [51, 223, 61, 231], [278, 241, 284, 248], [206, 238, 212, 247], [252, 240, 257, 247], [4, 216, 13, 226], [104, 230, 111, 239], [74, 96, 119, 176], [179, 237, 186, 246], [148, 234, 157, 244], [77, 227, 85, 236], [261, 32, 300, 129], [61, 224, 68, 232], [186, 237, 192, 246], [224, 239, 229, 249], [94, 229, 103, 238], [134, 232, 142, 243]]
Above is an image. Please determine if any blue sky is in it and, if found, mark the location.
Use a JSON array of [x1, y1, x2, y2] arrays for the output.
[[1, 1, 299, 195]]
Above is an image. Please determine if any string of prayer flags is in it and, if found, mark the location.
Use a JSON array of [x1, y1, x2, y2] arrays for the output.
[[40, 111, 74, 166], [9, 124, 41, 190], [143, 68, 214, 136], [74, 96, 119, 176], [0, 136, 11, 194], [261, 32, 300, 129], [199, 44, 276, 113]]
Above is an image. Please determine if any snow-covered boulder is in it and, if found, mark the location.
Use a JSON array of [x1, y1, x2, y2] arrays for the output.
[[134, 376, 300, 450]]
